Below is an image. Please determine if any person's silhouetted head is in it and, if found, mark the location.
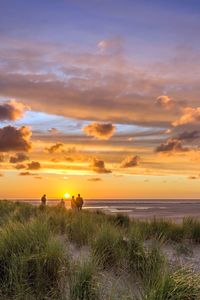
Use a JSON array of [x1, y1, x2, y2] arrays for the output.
[[72, 196, 75, 199], [78, 194, 80, 197]]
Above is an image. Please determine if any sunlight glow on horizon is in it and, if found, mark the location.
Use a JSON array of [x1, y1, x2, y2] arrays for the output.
[[64, 193, 70, 199]]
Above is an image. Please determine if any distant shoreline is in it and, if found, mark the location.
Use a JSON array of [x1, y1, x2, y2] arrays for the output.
[[1, 198, 200, 221], [1, 198, 200, 202]]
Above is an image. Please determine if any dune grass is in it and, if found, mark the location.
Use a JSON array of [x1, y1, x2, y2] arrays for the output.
[[138, 267, 200, 300], [91, 223, 125, 269], [127, 232, 166, 292], [67, 211, 99, 247], [69, 259, 99, 300], [183, 217, 200, 243], [0, 219, 67, 299], [0, 200, 200, 299]]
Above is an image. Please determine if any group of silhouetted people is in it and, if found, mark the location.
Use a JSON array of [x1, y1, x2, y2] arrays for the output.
[[40, 193, 84, 210], [71, 194, 84, 210]]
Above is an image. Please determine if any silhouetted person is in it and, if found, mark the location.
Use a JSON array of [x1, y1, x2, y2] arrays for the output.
[[71, 196, 77, 210], [41, 194, 46, 208], [76, 194, 83, 210], [60, 198, 65, 208]]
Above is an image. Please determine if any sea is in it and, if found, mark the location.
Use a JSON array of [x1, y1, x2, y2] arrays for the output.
[[6, 199, 200, 221]]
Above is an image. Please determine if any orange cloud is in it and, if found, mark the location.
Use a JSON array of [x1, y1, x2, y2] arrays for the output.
[[188, 176, 199, 180], [0, 154, 5, 162], [155, 138, 189, 153], [34, 176, 43, 179], [27, 161, 41, 170], [173, 107, 200, 126], [45, 142, 64, 153], [87, 177, 102, 182], [10, 153, 29, 163], [19, 171, 35, 176], [15, 164, 26, 170], [0, 126, 32, 152], [156, 95, 173, 108], [177, 131, 200, 141], [65, 156, 74, 162], [90, 158, 111, 173], [0, 99, 29, 121], [83, 122, 115, 140], [120, 155, 141, 168]]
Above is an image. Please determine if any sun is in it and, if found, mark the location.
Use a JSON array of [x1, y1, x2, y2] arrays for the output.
[[64, 193, 70, 199]]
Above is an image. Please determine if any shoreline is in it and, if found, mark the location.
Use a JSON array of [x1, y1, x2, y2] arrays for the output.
[[1, 198, 200, 222]]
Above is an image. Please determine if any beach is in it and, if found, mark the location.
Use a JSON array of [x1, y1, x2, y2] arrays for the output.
[[1, 200, 200, 299], [10, 199, 200, 221]]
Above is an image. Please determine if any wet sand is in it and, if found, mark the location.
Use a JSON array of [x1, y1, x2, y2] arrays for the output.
[[84, 200, 200, 221]]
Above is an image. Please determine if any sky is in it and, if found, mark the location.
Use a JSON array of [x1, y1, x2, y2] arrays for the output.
[[0, 0, 200, 199]]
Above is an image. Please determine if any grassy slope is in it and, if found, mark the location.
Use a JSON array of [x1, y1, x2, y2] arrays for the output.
[[0, 200, 200, 299]]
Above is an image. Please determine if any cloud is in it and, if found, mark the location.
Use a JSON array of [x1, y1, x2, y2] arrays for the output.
[[34, 176, 43, 179], [0, 64, 183, 128], [90, 158, 111, 174], [15, 163, 26, 170], [188, 176, 199, 180], [87, 177, 102, 182], [19, 171, 35, 176], [45, 143, 64, 153], [177, 131, 200, 141], [0, 173, 4, 177], [66, 147, 77, 154], [0, 42, 199, 130], [48, 127, 59, 134], [120, 155, 141, 168], [10, 153, 29, 163], [97, 40, 109, 50], [65, 156, 74, 162], [155, 138, 189, 153], [27, 161, 41, 170], [0, 99, 29, 121], [51, 158, 61, 163], [14, 160, 41, 170], [173, 107, 200, 126], [97, 38, 123, 54], [83, 122, 115, 140], [0, 155, 5, 162], [156, 95, 173, 108], [0, 126, 32, 152]]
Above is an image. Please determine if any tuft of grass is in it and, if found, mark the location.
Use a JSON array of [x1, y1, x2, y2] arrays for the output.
[[141, 268, 200, 300], [0, 219, 68, 298], [46, 207, 69, 235], [69, 260, 99, 300], [143, 218, 185, 242], [0, 201, 37, 227], [127, 234, 147, 277], [108, 213, 130, 228], [11, 202, 37, 223], [91, 223, 125, 269], [183, 217, 200, 243], [67, 211, 98, 247], [127, 232, 165, 289]]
